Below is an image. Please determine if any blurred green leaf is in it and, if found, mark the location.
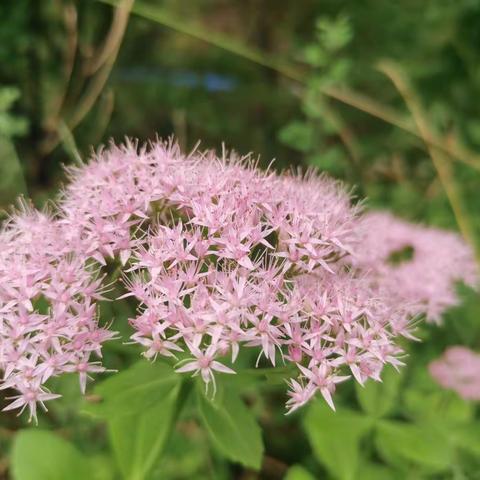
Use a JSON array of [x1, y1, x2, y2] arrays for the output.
[[355, 365, 402, 419], [11, 430, 92, 480], [357, 462, 401, 480], [451, 423, 480, 457], [278, 121, 315, 152], [89, 455, 116, 480], [316, 15, 353, 52], [152, 426, 216, 480], [284, 465, 317, 480], [403, 388, 473, 425], [375, 420, 453, 473], [0, 86, 20, 110], [0, 86, 28, 138], [443, 285, 480, 346], [303, 401, 373, 480], [308, 147, 345, 175], [82, 360, 180, 418], [302, 45, 328, 68], [197, 386, 264, 470], [0, 137, 27, 205], [108, 382, 180, 480]]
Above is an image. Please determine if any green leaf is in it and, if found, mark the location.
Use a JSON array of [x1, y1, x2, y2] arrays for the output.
[[355, 365, 402, 419], [150, 426, 215, 480], [197, 386, 264, 470], [0, 137, 27, 206], [108, 383, 181, 480], [403, 388, 473, 425], [11, 430, 92, 480], [0, 87, 28, 138], [0, 86, 21, 111], [284, 465, 317, 480], [357, 462, 400, 480], [308, 147, 345, 175], [316, 15, 352, 52], [82, 360, 180, 418], [302, 44, 328, 68], [278, 121, 315, 152], [303, 401, 373, 480], [375, 420, 453, 473], [89, 455, 116, 480], [451, 423, 480, 456]]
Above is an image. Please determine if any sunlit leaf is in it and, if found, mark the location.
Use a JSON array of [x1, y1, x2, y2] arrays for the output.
[[375, 419, 453, 473], [303, 401, 373, 480], [197, 386, 264, 470], [108, 383, 180, 480], [357, 462, 400, 480], [451, 423, 480, 457], [284, 465, 317, 480], [11, 430, 92, 480], [403, 388, 473, 425], [355, 365, 402, 419], [82, 360, 180, 418]]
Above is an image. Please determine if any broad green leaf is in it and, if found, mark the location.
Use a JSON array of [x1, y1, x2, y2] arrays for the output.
[[108, 383, 180, 480], [152, 427, 216, 480], [375, 420, 453, 473], [355, 365, 402, 419], [89, 455, 116, 480], [357, 462, 400, 480], [303, 401, 373, 480], [451, 423, 480, 456], [284, 465, 317, 480], [83, 360, 180, 418], [403, 388, 473, 425], [197, 387, 264, 470], [11, 430, 92, 480]]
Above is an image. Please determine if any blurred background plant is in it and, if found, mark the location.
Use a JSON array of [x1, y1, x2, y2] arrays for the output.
[[1, 0, 480, 479]]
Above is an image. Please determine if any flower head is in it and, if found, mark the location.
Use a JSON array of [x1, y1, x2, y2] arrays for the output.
[[352, 212, 478, 323], [0, 206, 115, 421], [2, 140, 477, 419], [429, 346, 480, 400], [90, 141, 412, 413]]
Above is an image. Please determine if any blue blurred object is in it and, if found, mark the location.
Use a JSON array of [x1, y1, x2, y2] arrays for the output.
[[115, 66, 237, 92]]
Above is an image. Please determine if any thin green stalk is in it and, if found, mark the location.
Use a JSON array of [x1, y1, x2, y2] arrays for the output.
[[58, 121, 82, 165], [378, 60, 479, 262]]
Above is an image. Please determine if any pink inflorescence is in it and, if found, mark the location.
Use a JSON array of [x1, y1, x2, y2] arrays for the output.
[[429, 346, 480, 400], [352, 212, 478, 323], [0, 206, 115, 422], [1, 139, 478, 420], [58, 140, 412, 413]]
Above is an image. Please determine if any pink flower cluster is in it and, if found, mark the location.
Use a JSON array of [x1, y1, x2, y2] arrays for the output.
[[0, 139, 477, 420], [352, 212, 478, 323], [112, 151, 411, 413], [429, 347, 480, 400], [0, 206, 115, 422], [60, 144, 410, 409]]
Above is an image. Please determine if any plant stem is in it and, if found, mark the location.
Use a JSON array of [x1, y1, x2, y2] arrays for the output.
[[97, 0, 480, 173]]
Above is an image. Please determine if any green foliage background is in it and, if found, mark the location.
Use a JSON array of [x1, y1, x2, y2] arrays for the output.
[[1, 1, 480, 479]]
